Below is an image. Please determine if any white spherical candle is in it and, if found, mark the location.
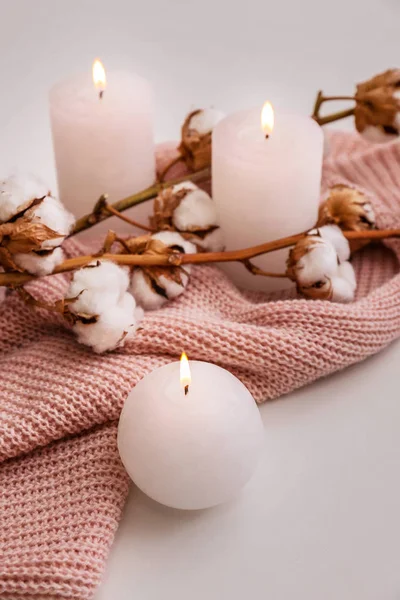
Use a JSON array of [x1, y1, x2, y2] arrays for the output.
[[212, 105, 323, 292], [118, 357, 264, 510]]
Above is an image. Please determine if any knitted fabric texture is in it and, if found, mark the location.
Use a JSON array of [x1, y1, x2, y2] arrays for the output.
[[1, 133, 400, 599]]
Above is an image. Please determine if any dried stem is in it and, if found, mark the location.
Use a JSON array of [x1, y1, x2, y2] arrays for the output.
[[312, 90, 356, 126], [104, 202, 156, 232], [1, 227, 399, 287], [71, 168, 210, 236]]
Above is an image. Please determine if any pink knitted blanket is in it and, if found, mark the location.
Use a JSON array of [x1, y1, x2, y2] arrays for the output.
[[1, 132, 400, 599]]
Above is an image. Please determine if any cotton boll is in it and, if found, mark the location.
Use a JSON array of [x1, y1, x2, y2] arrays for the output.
[[295, 238, 338, 286], [0, 173, 49, 223], [172, 185, 219, 232], [189, 108, 226, 135], [73, 292, 143, 353], [318, 224, 350, 262], [25, 195, 75, 248], [70, 260, 130, 303], [360, 125, 396, 144], [193, 227, 225, 252], [330, 274, 356, 302], [13, 246, 65, 276], [130, 266, 191, 311], [130, 269, 168, 311], [152, 230, 197, 255]]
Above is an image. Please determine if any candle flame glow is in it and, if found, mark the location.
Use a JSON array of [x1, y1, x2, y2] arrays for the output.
[[261, 101, 274, 138], [92, 59, 106, 97], [180, 352, 191, 395]]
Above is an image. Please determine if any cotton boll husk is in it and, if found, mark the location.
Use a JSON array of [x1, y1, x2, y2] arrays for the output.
[[318, 224, 350, 262], [0, 173, 49, 223], [172, 185, 219, 232], [13, 246, 65, 276], [296, 238, 338, 286], [24, 195, 75, 248], [130, 269, 168, 311], [130, 266, 191, 311], [192, 227, 225, 252], [151, 230, 197, 255], [70, 260, 130, 303], [73, 292, 143, 354], [189, 108, 226, 135]]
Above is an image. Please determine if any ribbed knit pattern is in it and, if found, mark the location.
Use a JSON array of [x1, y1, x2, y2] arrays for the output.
[[0, 133, 399, 598]]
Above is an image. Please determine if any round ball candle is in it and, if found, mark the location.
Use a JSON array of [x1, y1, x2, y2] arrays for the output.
[[49, 60, 155, 231], [117, 354, 264, 510], [212, 103, 323, 291]]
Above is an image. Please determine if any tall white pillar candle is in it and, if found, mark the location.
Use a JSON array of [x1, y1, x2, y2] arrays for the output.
[[212, 107, 323, 291], [49, 61, 155, 234]]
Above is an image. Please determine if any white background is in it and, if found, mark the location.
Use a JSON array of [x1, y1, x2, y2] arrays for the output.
[[1, 1, 399, 599]]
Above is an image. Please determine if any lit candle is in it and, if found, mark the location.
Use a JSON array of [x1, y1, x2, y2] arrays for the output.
[[49, 59, 155, 231], [118, 353, 264, 510], [212, 103, 323, 291]]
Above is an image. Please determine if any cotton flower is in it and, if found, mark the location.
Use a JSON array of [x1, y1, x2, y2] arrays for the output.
[[73, 292, 143, 354], [318, 185, 375, 252], [178, 107, 226, 171], [287, 225, 356, 303], [23, 195, 75, 248], [66, 260, 143, 353], [67, 260, 130, 315], [13, 246, 65, 276], [151, 183, 224, 252], [0, 173, 75, 275], [130, 231, 196, 311], [0, 173, 49, 223], [355, 69, 400, 142], [187, 108, 226, 136]]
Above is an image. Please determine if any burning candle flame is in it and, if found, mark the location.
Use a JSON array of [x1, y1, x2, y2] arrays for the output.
[[261, 101, 274, 138], [92, 59, 106, 98], [180, 352, 191, 395]]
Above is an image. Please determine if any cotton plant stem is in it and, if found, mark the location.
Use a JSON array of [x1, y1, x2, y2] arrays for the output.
[[1, 228, 400, 287], [71, 167, 211, 236], [312, 90, 356, 126], [104, 203, 156, 232]]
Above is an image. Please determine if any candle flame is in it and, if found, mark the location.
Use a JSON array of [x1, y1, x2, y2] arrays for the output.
[[92, 59, 106, 97], [261, 101, 274, 138], [180, 352, 191, 395]]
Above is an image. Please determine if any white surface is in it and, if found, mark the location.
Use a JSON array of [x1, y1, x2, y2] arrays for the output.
[[0, 1, 399, 598], [118, 361, 264, 509]]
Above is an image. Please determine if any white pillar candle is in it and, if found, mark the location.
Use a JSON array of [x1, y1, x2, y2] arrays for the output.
[[49, 60, 155, 234], [212, 105, 323, 291], [118, 355, 264, 510]]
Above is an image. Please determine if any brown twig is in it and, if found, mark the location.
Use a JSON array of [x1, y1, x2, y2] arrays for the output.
[[71, 168, 211, 236], [1, 227, 400, 287], [104, 202, 156, 232], [312, 90, 356, 126]]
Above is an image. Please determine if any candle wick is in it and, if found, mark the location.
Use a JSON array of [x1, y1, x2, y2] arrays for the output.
[[99, 89, 104, 100], [184, 384, 189, 396], [265, 133, 269, 140]]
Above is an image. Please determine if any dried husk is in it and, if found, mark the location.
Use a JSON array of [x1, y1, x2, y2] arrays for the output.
[[178, 110, 213, 171], [150, 187, 190, 231], [126, 233, 188, 295], [0, 218, 61, 271], [286, 235, 333, 300], [317, 185, 375, 252], [355, 69, 400, 135]]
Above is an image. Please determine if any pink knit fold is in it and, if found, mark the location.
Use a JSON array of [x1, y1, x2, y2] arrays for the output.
[[1, 132, 400, 599]]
